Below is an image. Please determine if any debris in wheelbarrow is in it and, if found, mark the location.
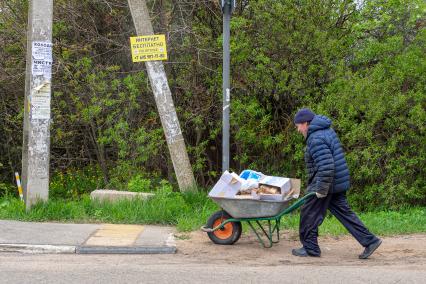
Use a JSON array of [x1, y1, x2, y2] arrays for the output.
[[209, 169, 295, 202], [211, 178, 301, 218], [208, 170, 244, 198], [239, 169, 264, 192]]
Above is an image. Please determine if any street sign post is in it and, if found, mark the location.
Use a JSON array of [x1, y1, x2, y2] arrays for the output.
[[221, 0, 236, 173], [221, 0, 236, 12]]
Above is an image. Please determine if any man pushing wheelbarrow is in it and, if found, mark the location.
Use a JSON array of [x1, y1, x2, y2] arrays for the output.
[[203, 109, 382, 259], [292, 108, 381, 259]]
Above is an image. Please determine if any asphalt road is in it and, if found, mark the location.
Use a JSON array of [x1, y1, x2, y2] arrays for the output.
[[1, 253, 425, 284]]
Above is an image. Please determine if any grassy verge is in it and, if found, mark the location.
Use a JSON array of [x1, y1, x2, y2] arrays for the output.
[[279, 207, 426, 236], [0, 193, 425, 236], [0, 190, 217, 232]]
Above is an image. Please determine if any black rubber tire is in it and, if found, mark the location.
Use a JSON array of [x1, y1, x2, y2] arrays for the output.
[[206, 210, 242, 245]]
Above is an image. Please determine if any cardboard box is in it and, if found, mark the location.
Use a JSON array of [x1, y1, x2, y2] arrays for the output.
[[208, 171, 243, 198], [260, 176, 291, 192], [257, 178, 300, 201]]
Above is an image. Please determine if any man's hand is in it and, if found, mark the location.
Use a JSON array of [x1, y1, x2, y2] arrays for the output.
[[316, 192, 327, 198]]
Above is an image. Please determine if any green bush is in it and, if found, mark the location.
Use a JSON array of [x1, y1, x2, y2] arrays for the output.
[[229, 0, 426, 210], [0, 182, 16, 197], [317, 2, 426, 210], [50, 166, 105, 199], [127, 175, 152, 192]]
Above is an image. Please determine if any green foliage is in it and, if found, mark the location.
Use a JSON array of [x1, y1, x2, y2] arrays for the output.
[[317, 0, 426, 209], [0, 183, 16, 197], [228, 0, 358, 177], [127, 175, 152, 192], [0, 0, 424, 210], [227, 0, 426, 209], [50, 167, 105, 199]]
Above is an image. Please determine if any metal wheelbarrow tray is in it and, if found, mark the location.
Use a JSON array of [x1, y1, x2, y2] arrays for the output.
[[209, 196, 293, 218]]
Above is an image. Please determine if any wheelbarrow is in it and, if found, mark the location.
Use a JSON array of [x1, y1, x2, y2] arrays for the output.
[[201, 191, 316, 248]]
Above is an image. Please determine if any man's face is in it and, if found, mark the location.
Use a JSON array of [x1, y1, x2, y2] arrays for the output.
[[296, 122, 309, 138]]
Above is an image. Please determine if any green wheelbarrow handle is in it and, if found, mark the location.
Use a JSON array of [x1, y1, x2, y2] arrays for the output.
[[275, 191, 316, 219]]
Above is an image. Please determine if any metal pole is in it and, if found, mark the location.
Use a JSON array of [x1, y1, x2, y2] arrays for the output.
[[22, 0, 53, 210], [222, 2, 231, 172]]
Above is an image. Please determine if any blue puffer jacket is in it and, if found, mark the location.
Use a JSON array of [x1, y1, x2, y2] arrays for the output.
[[305, 115, 350, 195]]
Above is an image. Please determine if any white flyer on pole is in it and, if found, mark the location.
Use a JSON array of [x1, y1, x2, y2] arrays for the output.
[[31, 82, 51, 120], [32, 41, 53, 79], [31, 95, 51, 120]]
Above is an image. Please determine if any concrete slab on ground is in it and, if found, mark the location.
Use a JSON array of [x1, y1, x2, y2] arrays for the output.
[[0, 220, 100, 245], [78, 224, 176, 254], [84, 224, 144, 246], [90, 190, 154, 203], [135, 225, 175, 247]]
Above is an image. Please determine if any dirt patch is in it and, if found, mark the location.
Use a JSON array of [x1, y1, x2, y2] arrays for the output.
[[175, 230, 426, 269]]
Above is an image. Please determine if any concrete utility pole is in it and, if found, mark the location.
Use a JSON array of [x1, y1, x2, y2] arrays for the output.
[[127, 0, 197, 192], [22, 0, 53, 210], [221, 0, 236, 172]]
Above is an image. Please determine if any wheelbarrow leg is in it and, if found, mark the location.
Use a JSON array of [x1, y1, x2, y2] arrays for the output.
[[266, 219, 281, 244], [271, 218, 280, 244], [246, 220, 274, 248], [267, 220, 273, 245], [247, 221, 271, 248]]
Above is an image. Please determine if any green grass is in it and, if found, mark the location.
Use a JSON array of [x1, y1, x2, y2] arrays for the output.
[[0, 193, 425, 235], [0, 191, 218, 232], [277, 207, 426, 236]]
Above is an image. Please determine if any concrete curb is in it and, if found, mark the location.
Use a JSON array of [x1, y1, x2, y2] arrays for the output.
[[76, 246, 176, 254], [0, 243, 176, 254], [0, 244, 76, 254], [0, 244, 176, 254]]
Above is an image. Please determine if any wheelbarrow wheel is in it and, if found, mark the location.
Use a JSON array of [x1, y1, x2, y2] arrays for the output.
[[206, 210, 242, 245]]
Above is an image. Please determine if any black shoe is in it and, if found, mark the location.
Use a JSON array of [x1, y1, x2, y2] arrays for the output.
[[292, 247, 308, 257], [292, 247, 321, 257], [359, 239, 382, 259]]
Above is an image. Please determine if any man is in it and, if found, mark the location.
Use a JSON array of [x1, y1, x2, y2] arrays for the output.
[[292, 108, 382, 259]]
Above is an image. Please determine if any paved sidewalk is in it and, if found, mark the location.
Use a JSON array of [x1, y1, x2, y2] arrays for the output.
[[0, 220, 176, 254]]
